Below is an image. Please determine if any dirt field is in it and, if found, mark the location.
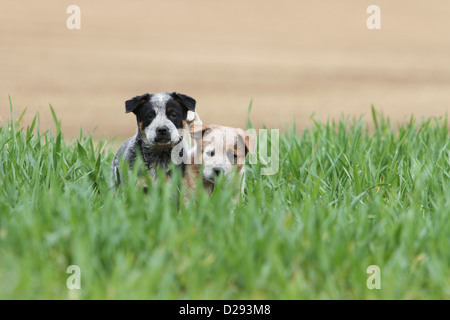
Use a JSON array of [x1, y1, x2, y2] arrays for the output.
[[1, 0, 449, 140]]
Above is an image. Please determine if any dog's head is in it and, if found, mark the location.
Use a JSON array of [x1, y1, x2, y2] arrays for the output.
[[125, 92, 196, 148], [190, 124, 256, 184]]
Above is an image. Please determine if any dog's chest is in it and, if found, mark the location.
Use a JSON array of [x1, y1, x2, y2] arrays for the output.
[[140, 147, 172, 172]]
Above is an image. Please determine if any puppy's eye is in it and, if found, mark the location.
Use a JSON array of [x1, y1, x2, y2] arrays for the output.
[[206, 149, 215, 157], [148, 111, 156, 119], [169, 112, 177, 119]]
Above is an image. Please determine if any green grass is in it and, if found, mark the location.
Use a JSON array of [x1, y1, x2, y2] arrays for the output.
[[0, 102, 448, 299]]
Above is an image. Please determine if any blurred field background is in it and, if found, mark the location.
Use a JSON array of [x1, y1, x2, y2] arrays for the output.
[[1, 0, 449, 140]]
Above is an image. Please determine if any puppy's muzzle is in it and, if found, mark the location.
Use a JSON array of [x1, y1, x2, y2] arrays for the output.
[[213, 167, 223, 176], [204, 167, 223, 183], [154, 126, 171, 143]]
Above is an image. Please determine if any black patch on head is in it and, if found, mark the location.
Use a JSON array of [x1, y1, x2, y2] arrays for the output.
[[164, 98, 188, 129], [126, 92, 196, 131], [125, 93, 151, 114], [170, 92, 196, 112], [134, 101, 157, 130]]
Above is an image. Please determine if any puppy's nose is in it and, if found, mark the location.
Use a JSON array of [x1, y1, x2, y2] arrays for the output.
[[213, 168, 223, 176], [156, 126, 169, 135]]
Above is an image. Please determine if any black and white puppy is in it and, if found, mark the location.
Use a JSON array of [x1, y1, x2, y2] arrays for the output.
[[112, 92, 196, 184]]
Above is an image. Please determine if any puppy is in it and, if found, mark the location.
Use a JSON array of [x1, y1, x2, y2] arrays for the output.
[[112, 92, 196, 185], [185, 124, 256, 195]]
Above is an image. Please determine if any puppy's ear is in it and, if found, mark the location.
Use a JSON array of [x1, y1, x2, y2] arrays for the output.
[[171, 92, 196, 112], [242, 132, 257, 156], [125, 93, 150, 114]]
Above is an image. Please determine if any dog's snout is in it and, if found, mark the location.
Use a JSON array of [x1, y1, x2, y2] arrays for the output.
[[213, 168, 223, 176], [156, 126, 169, 135]]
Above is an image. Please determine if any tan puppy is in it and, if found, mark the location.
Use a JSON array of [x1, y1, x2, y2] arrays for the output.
[[185, 124, 256, 196]]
